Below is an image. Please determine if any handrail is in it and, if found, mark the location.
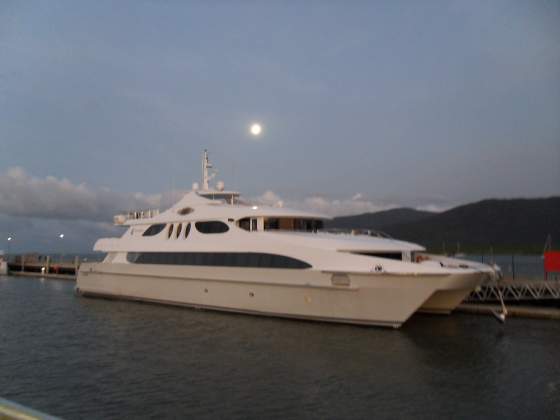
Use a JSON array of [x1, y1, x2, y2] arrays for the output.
[[114, 209, 160, 225]]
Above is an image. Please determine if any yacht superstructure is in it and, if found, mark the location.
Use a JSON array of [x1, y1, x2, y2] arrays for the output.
[[77, 151, 500, 328]]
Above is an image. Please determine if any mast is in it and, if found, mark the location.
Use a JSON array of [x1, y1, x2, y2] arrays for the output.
[[202, 149, 213, 191]]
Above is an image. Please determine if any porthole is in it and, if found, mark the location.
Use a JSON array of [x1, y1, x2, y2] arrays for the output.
[[184, 223, 191, 239], [178, 207, 194, 215], [167, 224, 174, 239], [176, 223, 182, 239]]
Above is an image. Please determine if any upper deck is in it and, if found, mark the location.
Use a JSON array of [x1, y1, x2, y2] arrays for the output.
[[114, 209, 160, 225]]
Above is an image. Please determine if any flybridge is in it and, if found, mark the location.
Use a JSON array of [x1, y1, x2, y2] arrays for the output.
[[113, 150, 237, 225], [114, 209, 160, 225]]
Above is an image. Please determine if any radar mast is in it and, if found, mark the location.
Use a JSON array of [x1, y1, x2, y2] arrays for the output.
[[202, 149, 214, 191]]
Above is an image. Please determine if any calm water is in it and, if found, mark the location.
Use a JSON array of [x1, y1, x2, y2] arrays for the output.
[[1, 276, 559, 419]]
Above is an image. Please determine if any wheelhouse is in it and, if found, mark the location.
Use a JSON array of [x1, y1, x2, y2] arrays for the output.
[[237, 217, 324, 232]]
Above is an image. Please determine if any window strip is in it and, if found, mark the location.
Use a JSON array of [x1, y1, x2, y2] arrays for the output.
[[126, 252, 311, 269]]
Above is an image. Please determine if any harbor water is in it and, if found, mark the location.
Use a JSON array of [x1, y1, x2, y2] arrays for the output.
[[1, 275, 559, 419]]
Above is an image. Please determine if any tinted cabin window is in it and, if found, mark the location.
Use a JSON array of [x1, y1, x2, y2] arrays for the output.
[[176, 223, 182, 238], [264, 218, 279, 230], [127, 252, 311, 269], [167, 224, 174, 238], [142, 224, 166, 237], [195, 221, 229, 234], [263, 218, 323, 232], [184, 223, 191, 238], [279, 218, 293, 230], [238, 218, 250, 231], [354, 252, 403, 261]]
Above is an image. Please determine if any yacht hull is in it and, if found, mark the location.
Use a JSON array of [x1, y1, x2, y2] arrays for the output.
[[77, 263, 483, 328], [418, 288, 475, 314]]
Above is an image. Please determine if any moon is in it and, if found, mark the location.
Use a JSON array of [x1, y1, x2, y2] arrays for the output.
[[250, 123, 262, 136]]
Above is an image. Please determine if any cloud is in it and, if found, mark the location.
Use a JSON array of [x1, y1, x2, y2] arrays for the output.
[[298, 195, 395, 216], [0, 167, 447, 225], [415, 203, 451, 213], [0, 170, 452, 252], [254, 190, 284, 208], [253, 190, 397, 217], [0, 167, 161, 221], [253, 190, 451, 216]]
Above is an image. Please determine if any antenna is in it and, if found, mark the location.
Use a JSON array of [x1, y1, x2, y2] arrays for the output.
[[202, 149, 217, 190], [202, 150, 209, 190]]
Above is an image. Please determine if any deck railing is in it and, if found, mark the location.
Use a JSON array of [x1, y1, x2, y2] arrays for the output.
[[113, 209, 160, 224]]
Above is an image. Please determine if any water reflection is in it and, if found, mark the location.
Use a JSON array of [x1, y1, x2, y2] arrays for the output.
[[0, 276, 559, 419]]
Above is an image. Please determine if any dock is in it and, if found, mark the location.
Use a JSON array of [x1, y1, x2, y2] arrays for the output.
[[457, 303, 560, 320], [6, 254, 83, 279], [8, 259, 79, 276], [465, 278, 560, 302], [9, 271, 76, 281]]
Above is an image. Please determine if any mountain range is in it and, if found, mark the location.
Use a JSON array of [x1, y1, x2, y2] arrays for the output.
[[326, 197, 560, 253]]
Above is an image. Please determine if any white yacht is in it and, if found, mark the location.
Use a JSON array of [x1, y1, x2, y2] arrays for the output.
[[77, 151, 500, 328]]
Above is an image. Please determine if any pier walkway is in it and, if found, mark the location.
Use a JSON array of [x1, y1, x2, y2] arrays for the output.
[[465, 279, 560, 303]]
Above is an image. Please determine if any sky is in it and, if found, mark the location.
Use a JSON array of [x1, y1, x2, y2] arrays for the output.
[[0, 0, 559, 252]]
